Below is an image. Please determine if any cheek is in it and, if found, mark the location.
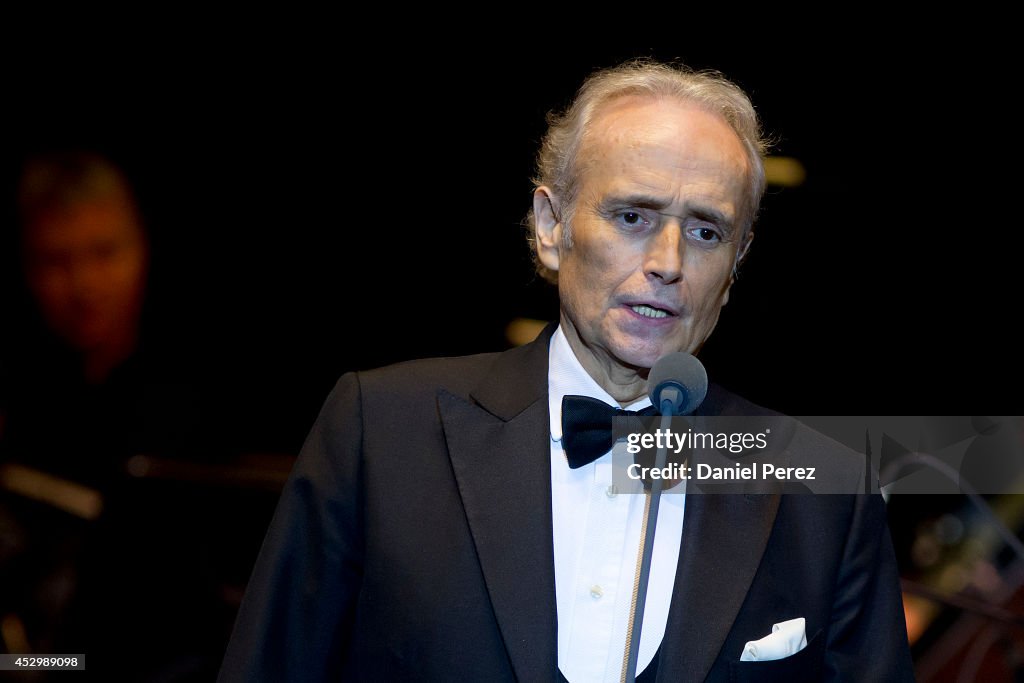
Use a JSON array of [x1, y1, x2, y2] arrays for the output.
[[567, 249, 628, 314], [685, 259, 733, 315], [111, 252, 146, 291], [31, 269, 73, 311], [572, 233, 638, 284], [93, 248, 147, 302]]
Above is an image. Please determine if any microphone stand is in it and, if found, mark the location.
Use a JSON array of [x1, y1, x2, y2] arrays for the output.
[[623, 395, 678, 683]]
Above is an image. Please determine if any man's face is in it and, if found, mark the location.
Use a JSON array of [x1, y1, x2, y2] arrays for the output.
[[543, 96, 750, 372], [24, 197, 148, 353]]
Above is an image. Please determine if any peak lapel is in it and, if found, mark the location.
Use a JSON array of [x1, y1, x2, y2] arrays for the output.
[[439, 324, 559, 683]]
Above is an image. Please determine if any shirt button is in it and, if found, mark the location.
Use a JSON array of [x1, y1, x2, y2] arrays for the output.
[[590, 585, 603, 599], [606, 485, 618, 498]]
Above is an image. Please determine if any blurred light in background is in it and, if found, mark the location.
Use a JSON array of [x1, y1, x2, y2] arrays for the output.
[[506, 318, 548, 347], [763, 156, 806, 187]]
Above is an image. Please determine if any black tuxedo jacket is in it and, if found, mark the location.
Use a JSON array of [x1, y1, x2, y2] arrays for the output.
[[219, 326, 914, 682]]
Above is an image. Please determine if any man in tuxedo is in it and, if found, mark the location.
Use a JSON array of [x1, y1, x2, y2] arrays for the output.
[[220, 60, 914, 682]]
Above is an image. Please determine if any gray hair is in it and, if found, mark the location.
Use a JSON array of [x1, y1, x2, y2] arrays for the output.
[[526, 59, 770, 284]]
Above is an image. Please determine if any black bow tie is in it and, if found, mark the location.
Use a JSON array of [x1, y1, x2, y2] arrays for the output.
[[560, 394, 659, 469]]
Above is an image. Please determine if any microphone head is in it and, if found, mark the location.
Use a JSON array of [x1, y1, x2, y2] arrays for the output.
[[648, 353, 708, 415]]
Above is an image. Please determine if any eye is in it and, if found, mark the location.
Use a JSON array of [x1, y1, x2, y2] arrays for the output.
[[687, 225, 722, 244], [614, 210, 652, 231]]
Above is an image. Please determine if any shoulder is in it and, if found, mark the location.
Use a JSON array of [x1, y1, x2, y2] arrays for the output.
[[702, 383, 868, 493], [699, 382, 780, 417], [348, 351, 505, 405], [320, 347, 536, 425], [337, 323, 556, 415]]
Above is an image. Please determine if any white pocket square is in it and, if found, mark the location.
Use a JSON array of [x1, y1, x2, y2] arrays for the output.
[[739, 617, 807, 662]]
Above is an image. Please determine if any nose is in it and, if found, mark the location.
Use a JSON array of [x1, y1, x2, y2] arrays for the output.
[[643, 222, 683, 284], [65, 252, 112, 306]]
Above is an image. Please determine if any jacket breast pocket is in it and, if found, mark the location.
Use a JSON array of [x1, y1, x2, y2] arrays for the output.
[[727, 628, 825, 682]]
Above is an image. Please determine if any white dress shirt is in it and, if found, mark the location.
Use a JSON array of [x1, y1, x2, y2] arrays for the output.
[[549, 326, 686, 683]]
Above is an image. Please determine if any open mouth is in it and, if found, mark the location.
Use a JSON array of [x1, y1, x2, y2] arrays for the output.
[[629, 304, 672, 319]]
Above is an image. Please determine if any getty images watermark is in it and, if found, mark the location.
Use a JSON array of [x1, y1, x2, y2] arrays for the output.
[[609, 415, 1024, 495]]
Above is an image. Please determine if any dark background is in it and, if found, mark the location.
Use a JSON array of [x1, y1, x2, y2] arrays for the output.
[[1, 30, 1021, 680], [4, 36, 1020, 454]]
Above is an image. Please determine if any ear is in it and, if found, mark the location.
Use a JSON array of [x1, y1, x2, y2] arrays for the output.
[[721, 230, 754, 306], [532, 186, 563, 272], [736, 229, 754, 266]]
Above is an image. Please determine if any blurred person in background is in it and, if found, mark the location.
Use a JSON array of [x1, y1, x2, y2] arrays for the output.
[[0, 150, 227, 680], [5, 150, 153, 486], [21, 150, 149, 386]]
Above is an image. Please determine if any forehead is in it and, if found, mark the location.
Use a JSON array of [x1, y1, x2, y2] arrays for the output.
[[577, 95, 750, 217]]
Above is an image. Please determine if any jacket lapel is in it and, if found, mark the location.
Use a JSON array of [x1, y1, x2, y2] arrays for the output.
[[655, 492, 780, 683], [654, 385, 785, 682], [439, 324, 559, 683]]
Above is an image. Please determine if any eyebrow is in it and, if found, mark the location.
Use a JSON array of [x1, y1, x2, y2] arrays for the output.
[[599, 193, 736, 235]]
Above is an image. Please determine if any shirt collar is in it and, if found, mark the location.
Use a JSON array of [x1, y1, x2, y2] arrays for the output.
[[547, 325, 652, 441]]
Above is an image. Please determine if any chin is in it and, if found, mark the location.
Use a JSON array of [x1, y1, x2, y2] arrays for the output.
[[614, 341, 677, 371]]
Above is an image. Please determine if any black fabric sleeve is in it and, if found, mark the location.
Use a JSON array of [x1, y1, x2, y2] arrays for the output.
[[823, 493, 916, 681], [218, 372, 365, 682]]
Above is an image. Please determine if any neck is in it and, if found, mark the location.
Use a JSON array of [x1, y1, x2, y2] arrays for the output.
[[80, 328, 138, 384], [560, 315, 648, 407]]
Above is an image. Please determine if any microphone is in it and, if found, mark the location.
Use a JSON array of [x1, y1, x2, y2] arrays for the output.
[[648, 352, 708, 416], [624, 352, 708, 683]]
